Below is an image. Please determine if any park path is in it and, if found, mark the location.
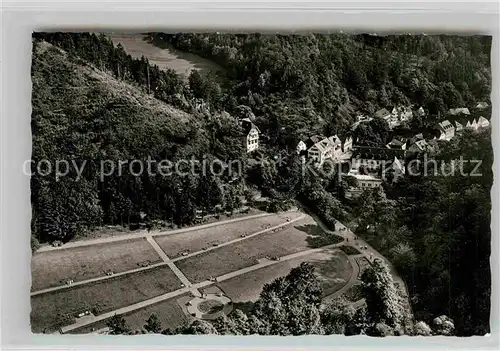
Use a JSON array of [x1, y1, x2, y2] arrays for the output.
[[32, 213, 305, 296], [146, 236, 201, 297], [37, 212, 275, 253], [59, 241, 342, 334], [303, 205, 413, 320], [321, 253, 361, 308]]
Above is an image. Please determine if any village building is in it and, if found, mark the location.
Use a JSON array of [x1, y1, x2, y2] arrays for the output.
[[391, 106, 413, 122], [241, 118, 260, 153], [343, 136, 353, 153], [416, 106, 425, 117], [455, 120, 464, 133], [475, 102, 489, 110], [476, 116, 490, 130], [374, 108, 391, 120], [351, 146, 405, 173], [437, 120, 455, 141], [407, 139, 429, 153], [296, 140, 307, 155], [384, 156, 406, 182], [386, 138, 406, 150], [344, 170, 383, 199]]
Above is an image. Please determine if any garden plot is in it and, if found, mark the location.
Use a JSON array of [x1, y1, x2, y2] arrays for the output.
[[154, 211, 303, 258], [31, 238, 162, 291], [176, 216, 343, 284], [217, 248, 352, 303], [31, 266, 181, 333]]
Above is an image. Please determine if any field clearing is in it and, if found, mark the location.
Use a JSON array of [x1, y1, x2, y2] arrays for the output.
[[31, 266, 181, 333], [217, 248, 352, 303], [31, 238, 162, 291], [155, 211, 303, 258], [107, 33, 222, 80], [176, 216, 343, 283]]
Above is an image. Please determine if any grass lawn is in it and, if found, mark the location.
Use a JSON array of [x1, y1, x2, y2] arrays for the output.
[[70, 294, 190, 334], [31, 238, 162, 291], [217, 248, 352, 303], [154, 211, 303, 258], [31, 266, 182, 333]]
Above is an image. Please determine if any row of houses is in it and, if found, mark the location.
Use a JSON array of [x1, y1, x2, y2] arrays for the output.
[[296, 134, 353, 166], [437, 115, 490, 141]]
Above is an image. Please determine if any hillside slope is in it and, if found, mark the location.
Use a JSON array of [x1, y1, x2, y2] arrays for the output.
[[31, 40, 245, 244]]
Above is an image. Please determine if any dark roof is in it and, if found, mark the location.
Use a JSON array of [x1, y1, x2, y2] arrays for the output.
[[374, 108, 391, 118], [241, 119, 259, 133], [305, 135, 324, 148]]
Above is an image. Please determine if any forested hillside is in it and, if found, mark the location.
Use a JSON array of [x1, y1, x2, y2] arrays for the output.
[[31, 32, 492, 336], [151, 33, 491, 147], [31, 38, 246, 244]]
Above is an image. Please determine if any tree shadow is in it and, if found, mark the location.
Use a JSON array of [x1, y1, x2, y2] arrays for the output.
[[231, 301, 255, 315], [295, 224, 344, 248]]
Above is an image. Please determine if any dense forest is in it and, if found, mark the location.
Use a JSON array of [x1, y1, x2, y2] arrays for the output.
[[31, 32, 491, 336], [31, 36, 248, 246]]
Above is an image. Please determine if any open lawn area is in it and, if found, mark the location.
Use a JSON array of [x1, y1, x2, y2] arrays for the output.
[[31, 266, 181, 333], [155, 211, 303, 258], [71, 294, 190, 334], [217, 248, 352, 303], [176, 216, 343, 284], [31, 238, 162, 291]]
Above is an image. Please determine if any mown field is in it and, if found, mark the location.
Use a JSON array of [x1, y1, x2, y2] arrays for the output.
[[155, 211, 303, 258], [70, 294, 190, 334], [217, 248, 352, 303], [176, 216, 343, 283], [31, 266, 181, 333], [31, 238, 162, 291]]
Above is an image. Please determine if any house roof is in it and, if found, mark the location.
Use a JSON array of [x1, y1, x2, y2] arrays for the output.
[[448, 108, 470, 116], [328, 135, 341, 145], [375, 108, 391, 119], [387, 138, 404, 147], [477, 116, 489, 124], [347, 171, 382, 182], [391, 156, 404, 171], [476, 102, 489, 109], [241, 119, 260, 133]]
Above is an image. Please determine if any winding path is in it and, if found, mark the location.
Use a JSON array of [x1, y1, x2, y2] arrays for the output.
[[303, 205, 413, 320]]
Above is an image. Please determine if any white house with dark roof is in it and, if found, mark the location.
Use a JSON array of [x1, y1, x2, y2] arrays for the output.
[[344, 170, 383, 199], [296, 140, 307, 154], [241, 118, 260, 153], [476, 102, 489, 110], [438, 120, 455, 141]]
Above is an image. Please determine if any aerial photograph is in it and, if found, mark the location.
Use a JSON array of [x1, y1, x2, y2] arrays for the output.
[[30, 32, 491, 336]]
